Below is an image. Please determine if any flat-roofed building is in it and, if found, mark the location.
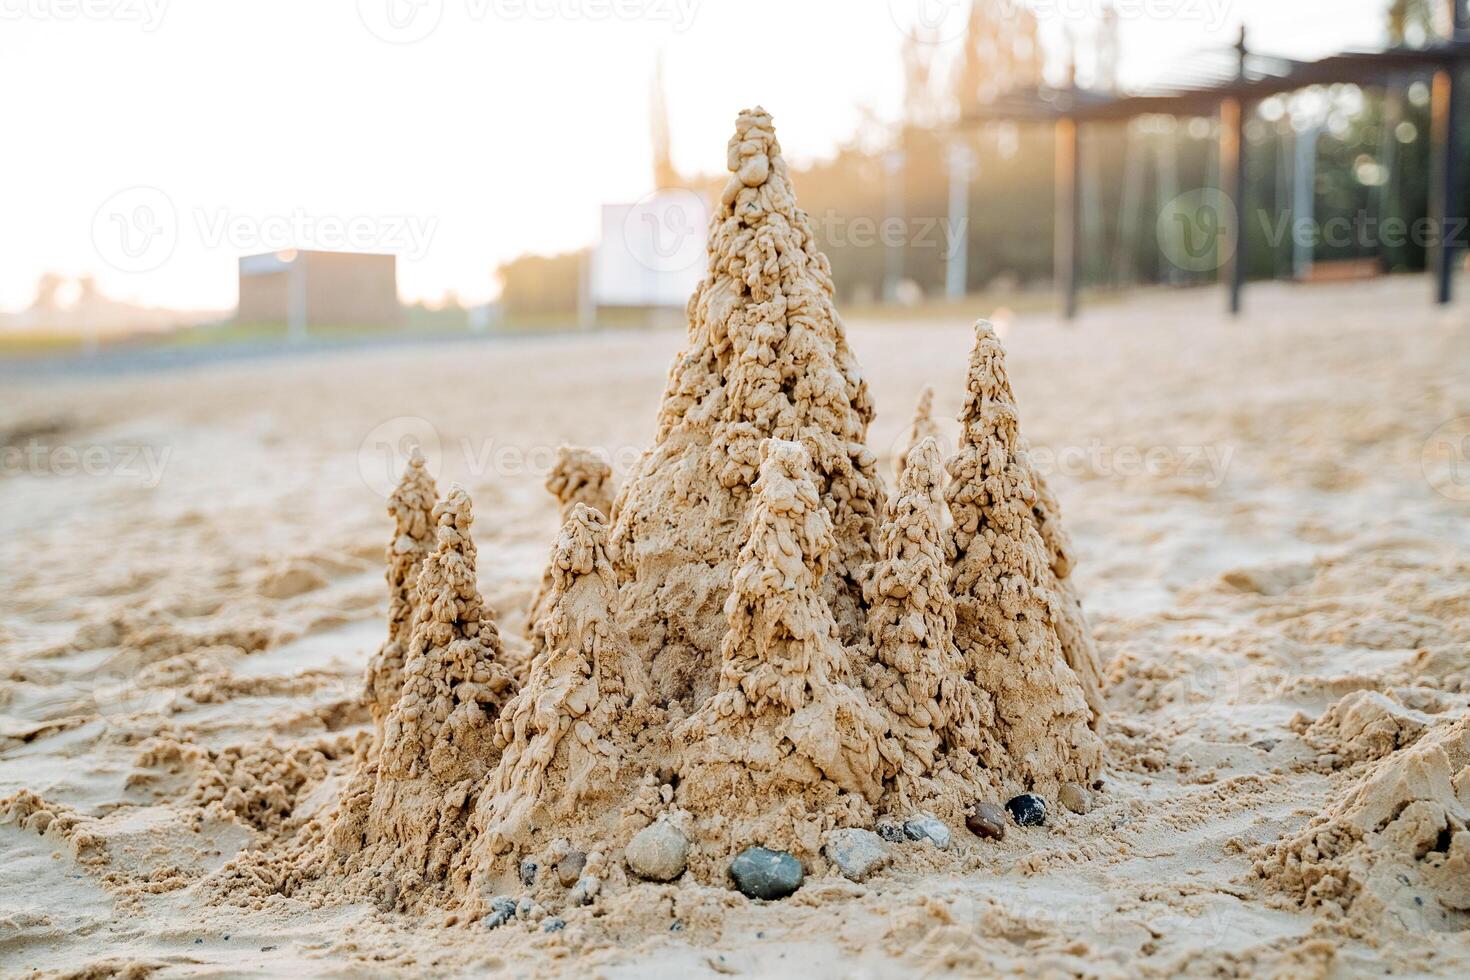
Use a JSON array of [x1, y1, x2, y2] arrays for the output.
[[237, 250, 400, 337]]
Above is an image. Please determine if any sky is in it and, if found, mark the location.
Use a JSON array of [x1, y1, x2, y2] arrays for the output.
[[0, 0, 1395, 313]]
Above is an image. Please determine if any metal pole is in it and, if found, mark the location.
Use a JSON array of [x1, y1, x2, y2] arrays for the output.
[[1223, 28, 1249, 315], [946, 141, 974, 301], [1221, 97, 1248, 315], [1292, 120, 1319, 279], [1431, 66, 1462, 304], [1430, 0, 1467, 302], [883, 150, 905, 303], [1055, 116, 1081, 320]]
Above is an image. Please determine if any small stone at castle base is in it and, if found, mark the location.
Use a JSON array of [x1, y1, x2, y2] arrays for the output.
[[875, 818, 905, 843], [1059, 783, 1093, 814], [569, 875, 599, 907], [966, 803, 1007, 840], [485, 895, 517, 930], [1006, 794, 1048, 827], [626, 821, 690, 882], [823, 828, 891, 881], [730, 847, 804, 900], [903, 814, 952, 849], [557, 851, 586, 887]]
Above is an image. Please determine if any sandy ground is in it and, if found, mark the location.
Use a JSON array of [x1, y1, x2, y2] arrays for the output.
[[2, 277, 1469, 978]]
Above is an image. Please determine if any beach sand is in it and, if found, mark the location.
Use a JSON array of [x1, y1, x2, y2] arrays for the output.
[[3, 276, 1469, 977]]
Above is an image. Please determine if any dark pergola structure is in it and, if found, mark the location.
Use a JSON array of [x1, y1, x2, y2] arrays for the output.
[[959, 8, 1470, 318]]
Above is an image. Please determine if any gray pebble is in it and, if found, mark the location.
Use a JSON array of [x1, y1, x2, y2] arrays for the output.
[[903, 813, 952, 849], [519, 859, 538, 888], [823, 828, 891, 881], [729, 846, 803, 900], [557, 850, 587, 887], [569, 875, 599, 907], [484, 895, 516, 930], [625, 820, 689, 882], [542, 917, 565, 933]]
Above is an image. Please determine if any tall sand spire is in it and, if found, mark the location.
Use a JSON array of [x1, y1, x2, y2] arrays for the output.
[[675, 440, 892, 860], [525, 446, 617, 651], [473, 504, 656, 857], [896, 385, 941, 482], [946, 323, 1103, 793], [865, 438, 999, 816], [359, 486, 519, 879], [365, 449, 438, 730], [610, 107, 886, 706]]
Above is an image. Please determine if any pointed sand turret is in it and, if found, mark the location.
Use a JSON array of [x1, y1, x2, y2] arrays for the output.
[[866, 438, 1000, 816], [946, 323, 1103, 793], [675, 440, 893, 859], [524, 446, 617, 651], [472, 504, 656, 856], [365, 449, 438, 730], [610, 107, 887, 706], [359, 486, 519, 878]]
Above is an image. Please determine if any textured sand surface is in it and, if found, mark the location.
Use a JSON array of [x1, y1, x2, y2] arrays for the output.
[[3, 276, 1470, 977]]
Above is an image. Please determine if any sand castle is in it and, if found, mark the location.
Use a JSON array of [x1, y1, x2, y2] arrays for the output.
[[263, 107, 1106, 914]]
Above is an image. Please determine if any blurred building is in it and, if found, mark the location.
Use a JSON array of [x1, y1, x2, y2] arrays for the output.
[[237, 250, 400, 335]]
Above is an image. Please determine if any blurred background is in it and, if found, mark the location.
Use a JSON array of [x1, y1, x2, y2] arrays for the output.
[[1, 0, 1466, 360]]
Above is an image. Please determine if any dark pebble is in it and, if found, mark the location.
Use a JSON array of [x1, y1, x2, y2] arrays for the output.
[[875, 818, 905, 843], [484, 894, 517, 930], [670, 920, 684, 932], [729, 846, 803, 900], [1005, 794, 1047, 827], [519, 859, 538, 888], [966, 803, 1007, 840], [542, 917, 566, 933]]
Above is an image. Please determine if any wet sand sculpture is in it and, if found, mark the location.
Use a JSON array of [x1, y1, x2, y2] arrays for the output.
[[236, 107, 1106, 914]]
